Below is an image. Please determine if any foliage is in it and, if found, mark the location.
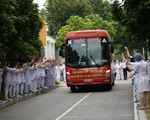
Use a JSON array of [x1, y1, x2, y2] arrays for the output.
[[112, 0, 150, 54], [46, 0, 123, 55], [0, 0, 43, 63], [56, 14, 117, 49], [88, 0, 113, 20], [124, 0, 150, 47], [46, 0, 115, 37], [40, 8, 47, 19], [46, 0, 93, 36]]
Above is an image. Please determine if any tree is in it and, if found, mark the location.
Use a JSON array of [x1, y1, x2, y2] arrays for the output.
[[0, 0, 43, 63], [0, 0, 17, 62], [40, 8, 47, 18], [124, 0, 150, 43], [112, 0, 150, 52], [88, 0, 113, 20], [46, 0, 92, 37], [56, 14, 117, 49]]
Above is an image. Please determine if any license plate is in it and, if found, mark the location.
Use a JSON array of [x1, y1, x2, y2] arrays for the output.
[[84, 79, 93, 82]]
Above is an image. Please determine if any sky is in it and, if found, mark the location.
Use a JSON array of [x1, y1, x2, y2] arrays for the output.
[[33, 0, 46, 10]]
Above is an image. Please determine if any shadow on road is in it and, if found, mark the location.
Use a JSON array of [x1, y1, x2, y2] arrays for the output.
[[69, 85, 113, 93]]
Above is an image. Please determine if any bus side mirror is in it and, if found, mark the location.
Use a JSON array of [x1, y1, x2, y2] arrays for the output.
[[59, 49, 63, 56], [111, 46, 114, 53], [59, 43, 65, 57]]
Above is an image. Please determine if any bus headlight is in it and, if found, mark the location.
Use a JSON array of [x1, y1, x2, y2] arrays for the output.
[[106, 70, 110, 78], [66, 72, 70, 80]]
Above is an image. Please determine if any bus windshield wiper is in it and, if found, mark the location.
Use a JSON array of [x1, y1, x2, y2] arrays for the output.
[[95, 64, 102, 67], [90, 55, 97, 64], [66, 63, 79, 68]]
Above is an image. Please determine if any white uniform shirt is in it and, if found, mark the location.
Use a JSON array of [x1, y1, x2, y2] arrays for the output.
[[21, 69, 25, 82], [16, 69, 21, 84], [130, 62, 139, 85], [41, 65, 46, 77], [24, 66, 32, 85], [10, 67, 17, 85], [55, 65, 61, 79], [5, 67, 15, 84], [133, 60, 150, 92]]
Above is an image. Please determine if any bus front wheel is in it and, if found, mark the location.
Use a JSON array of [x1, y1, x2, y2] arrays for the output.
[[70, 86, 76, 92], [105, 84, 112, 91]]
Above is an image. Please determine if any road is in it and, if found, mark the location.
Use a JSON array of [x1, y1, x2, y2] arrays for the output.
[[0, 80, 134, 120]]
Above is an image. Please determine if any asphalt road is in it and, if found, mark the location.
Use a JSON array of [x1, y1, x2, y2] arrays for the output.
[[0, 80, 134, 120]]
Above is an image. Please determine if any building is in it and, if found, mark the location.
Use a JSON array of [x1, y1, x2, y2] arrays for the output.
[[39, 18, 56, 60], [46, 36, 56, 60]]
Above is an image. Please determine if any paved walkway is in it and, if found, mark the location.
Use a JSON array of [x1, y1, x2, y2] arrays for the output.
[[0, 86, 58, 109]]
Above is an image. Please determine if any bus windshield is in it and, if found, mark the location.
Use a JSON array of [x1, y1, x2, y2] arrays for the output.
[[66, 37, 110, 68]]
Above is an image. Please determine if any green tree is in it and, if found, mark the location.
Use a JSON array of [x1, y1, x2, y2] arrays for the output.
[[112, 0, 150, 52], [0, 0, 43, 63], [46, 0, 92, 37], [0, 0, 17, 62], [124, 0, 150, 46], [40, 8, 47, 19], [56, 14, 117, 49], [88, 0, 113, 20]]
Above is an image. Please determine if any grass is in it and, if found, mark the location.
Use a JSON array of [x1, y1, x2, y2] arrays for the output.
[[144, 92, 150, 120]]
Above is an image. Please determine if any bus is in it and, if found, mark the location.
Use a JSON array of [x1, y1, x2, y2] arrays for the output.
[[59, 30, 115, 92]]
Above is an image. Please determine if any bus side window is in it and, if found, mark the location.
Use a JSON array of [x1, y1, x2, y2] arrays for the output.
[[111, 46, 114, 53]]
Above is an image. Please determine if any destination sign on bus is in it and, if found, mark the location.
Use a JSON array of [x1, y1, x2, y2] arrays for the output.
[[73, 38, 101, 44]]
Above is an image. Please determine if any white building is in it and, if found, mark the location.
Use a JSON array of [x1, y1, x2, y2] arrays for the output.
[[46, 36, 56, 60]]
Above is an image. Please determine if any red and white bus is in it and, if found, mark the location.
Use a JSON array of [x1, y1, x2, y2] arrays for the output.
[[59, 30, 115, 92]]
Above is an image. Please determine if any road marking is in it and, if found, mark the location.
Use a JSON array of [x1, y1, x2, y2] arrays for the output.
[[120, 101, 133, 104], [64, 116, 79, 119], [116, 114, 133, 117], [55, 92, 92, 120]]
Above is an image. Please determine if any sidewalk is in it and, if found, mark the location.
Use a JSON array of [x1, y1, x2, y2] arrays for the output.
[[0, 86, 58, 109]]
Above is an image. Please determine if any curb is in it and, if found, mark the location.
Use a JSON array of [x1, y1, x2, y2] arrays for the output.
[[133, 86, 139, 120], [0, 86, 58, 110], [133, 87, 147, 120]]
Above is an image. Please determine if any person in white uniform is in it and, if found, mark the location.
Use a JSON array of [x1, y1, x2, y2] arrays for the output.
[[20, 63, 26, 95], [122, 52, 141, 106], [129, 53, 150, 109], [5, 63, 16, 99], [115, 60, 122, 80], [24, 63, 32, 94], [15, 63, 22, 97], [60, 62, 66, 82], [49, 60, 55, 87], [129, 61, 140, 104], [45, 60, 51, 88], [40, 62, 47, 89], [56, 64, 61, 83]]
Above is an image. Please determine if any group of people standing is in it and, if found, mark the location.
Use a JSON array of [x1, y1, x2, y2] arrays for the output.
[[114, 59, 128, 81], [0, 57, 66, 100], [119, 47, 150, 109]]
